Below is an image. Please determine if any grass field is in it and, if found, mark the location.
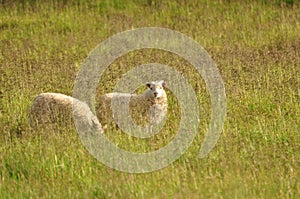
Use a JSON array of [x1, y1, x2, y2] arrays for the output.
[[0, 0, 299, 198]]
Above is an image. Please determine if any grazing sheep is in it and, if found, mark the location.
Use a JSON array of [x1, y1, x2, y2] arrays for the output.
[[30, 93, 103, 133], [96, 80, 168, 133]]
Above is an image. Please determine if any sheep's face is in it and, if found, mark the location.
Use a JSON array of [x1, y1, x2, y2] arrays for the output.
[[146, 80, 166, 98]]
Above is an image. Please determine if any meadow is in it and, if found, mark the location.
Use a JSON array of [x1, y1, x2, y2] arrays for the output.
[[0, 0, 299, 198]]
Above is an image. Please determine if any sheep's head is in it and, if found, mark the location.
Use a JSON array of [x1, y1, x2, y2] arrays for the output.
[[145, 80, 166, 99]]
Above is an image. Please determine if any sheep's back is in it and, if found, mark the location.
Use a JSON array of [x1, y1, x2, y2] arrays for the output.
[[30, 93, 75, 127]]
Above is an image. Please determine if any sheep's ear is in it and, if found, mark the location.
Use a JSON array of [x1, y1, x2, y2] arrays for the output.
[[146, 82, 151, 88], [161, 80, 166, 88]]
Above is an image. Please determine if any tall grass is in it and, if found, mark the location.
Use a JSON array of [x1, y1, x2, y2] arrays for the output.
[[1, 0, 299, 198]]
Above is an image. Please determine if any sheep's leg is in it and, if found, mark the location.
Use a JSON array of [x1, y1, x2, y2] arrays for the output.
[[149, 104, 167, 134], [148, 124, 153, 135]]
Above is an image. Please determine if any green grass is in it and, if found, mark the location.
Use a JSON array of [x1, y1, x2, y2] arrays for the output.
[[1, 0, 299, 198]]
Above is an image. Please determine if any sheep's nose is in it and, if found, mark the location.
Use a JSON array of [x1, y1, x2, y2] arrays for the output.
[[154, 92, 158, 97]]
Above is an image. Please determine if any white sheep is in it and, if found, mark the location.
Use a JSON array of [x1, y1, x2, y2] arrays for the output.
[[30, 92, 103, 134], [96, 80, 168, 134]]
